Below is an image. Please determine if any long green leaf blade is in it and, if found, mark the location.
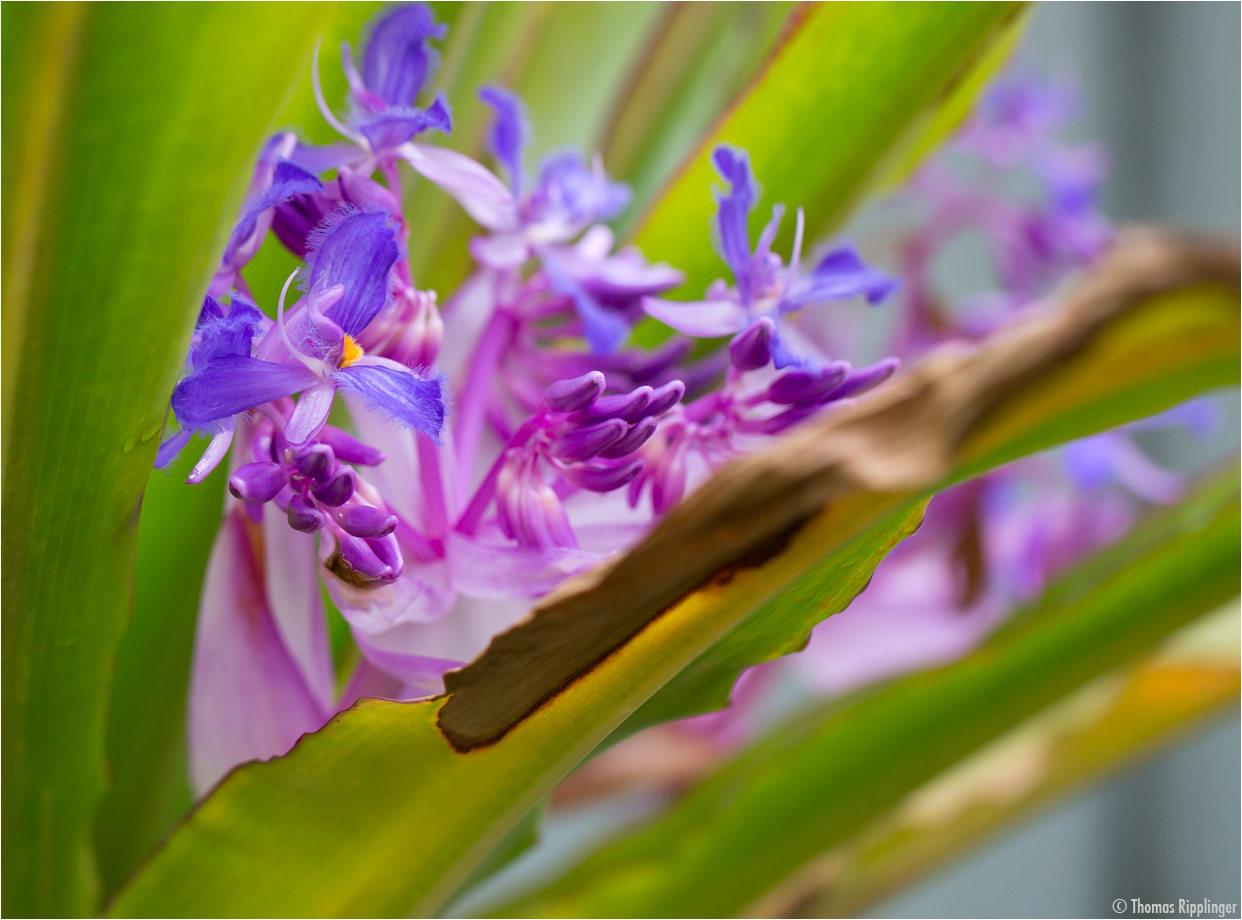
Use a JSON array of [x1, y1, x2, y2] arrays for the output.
[[495, 474, 1240, 918], [784, 602, 1240, 918], [0, 5, 338, 914], [109, 233, 1237, 919]]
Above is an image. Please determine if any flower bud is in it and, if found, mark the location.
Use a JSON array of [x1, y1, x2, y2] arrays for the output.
[[333, 504, 399, 538], [545, 371, 606, 413], [728, 317, 776, 371], [550, 419, 627, 462], [228, 461, 288, 503], [312, 466, 357, 506], [293, 443, 335, 480], [286, 494, 326, 533]]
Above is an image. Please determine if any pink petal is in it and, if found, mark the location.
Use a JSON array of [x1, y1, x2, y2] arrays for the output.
[[188, 511, 329, 795], [446, 531, 603, 599], [401, 142, 518, 232], [353, 633, 461, 698], [641, 296, 747, 338], [285, 378, 336, 446], [186, 422, 235, 485], [262, 506, 336, 710]]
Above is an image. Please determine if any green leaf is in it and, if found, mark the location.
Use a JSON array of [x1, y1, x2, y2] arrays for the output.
[[790, 601, 1241, 918], [0, 5, 339, 915], [88, 5, 394, 895], [599, 2, 800, 239], [108, 233, 1237, 918], [493, 473, 1240, 918], [92, 441, 226, 899], [631, 1, 1027, 304]]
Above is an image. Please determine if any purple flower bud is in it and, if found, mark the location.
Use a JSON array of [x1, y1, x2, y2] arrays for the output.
[[597, 415, 658, 459], [293, 443, 335, 480], [364, 533, 405, 577], [558, 458, 644, 492], [333, 504, 399, 538], [639, 380, 684, 419], [570, 386, 652, 424], [287, 494, 326, 533], [312, 466, 357, 507], [824, 357, 900, 401], [228, 461, 288, 503], [729, 317, 776, 371], [318, 424, 386, 466], [545, 371, 606, 413], [336, 532, 395, 580], [766, 362, 850, 406], [549, 418, 627, 462]]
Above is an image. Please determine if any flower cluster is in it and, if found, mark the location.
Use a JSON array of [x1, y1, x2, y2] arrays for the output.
[[891, 70, 1115, 352], [658, 70, 1211, 759], [160, 5, 899, 793]]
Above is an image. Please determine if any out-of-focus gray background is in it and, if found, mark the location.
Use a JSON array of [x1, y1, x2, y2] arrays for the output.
[[874, 4, 1241, 917]]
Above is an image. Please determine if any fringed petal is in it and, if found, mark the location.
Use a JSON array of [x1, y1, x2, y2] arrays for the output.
[[361, 3, 446, 108], [306, 209, 401, 337], [171, 355, 318, 430], [334, 359, 445, 440]]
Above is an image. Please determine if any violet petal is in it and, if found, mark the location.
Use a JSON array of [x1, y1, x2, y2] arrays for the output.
[[172, 355, 318, 431], [640, 380, 685, 419], [479, 84, 528, 195], [766, 362, 851, 406], [361, 3, 446, 107], [710, 145, 757, 284], [334, 361, 445, 439], [307, 210, 400, 336], [641, 296, 747, 339], [318, 424, 386, 465], [596, 415, 658, 459], [570, 386, 652, 425], [293, 443, 335, 480]]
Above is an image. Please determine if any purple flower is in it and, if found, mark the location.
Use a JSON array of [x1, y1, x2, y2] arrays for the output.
[[210, 137, 325, 298], [312, 4, 453, 163], [163, 211, 445, 487], [642, 146, 897, 369], [890, 70, 1115, 353]]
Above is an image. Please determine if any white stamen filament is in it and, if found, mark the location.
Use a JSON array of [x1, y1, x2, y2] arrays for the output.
[[791, 206, 805, 276], [277, 267, 329, 376], [312, 38, 366, 146]]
